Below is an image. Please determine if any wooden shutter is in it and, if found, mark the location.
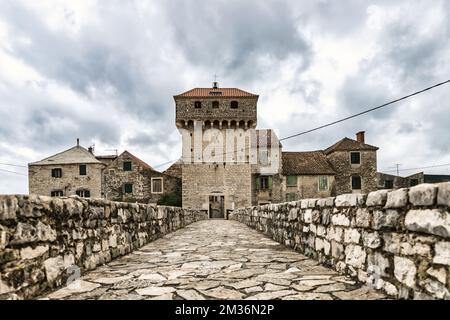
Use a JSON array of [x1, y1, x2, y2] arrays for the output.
[[255, 176, 260, 190], [268, 176, 273, 190]]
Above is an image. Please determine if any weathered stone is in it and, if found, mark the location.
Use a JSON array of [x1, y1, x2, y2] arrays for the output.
[[433, 242, 450, 266], [47, 280, 101, 299], [202, 286, 244, 299], [354, 208, 371, 228], [437, 182, 450, 207], [92, 275, 133, 284], [20, 245, 49, 260], [426, 267, 447, 284], [405, 209, 450, 238], [420, 279, 450, 299], [331, 214, 351, 227], [283, 292, 333, 300], [372, 209, 400, 230], [385, 188, 408, 209], [362, 231, 381, 249], [229, 279, 262, 290], [0, 196, 18, 220], [176, 289, 205, 300], [317, 197, 334, 207], [394, 256, 416, 288], [344, 228, 361, 244], [366, 190, 388, 207], [44, 256, 65, 283], [344, 245, 366, 268], [327, 226, 343, 242], [138, 273, 167, 282], [335, 194, 358, 207], [246, 290, 297, 300], [136, 286, 176, 296], [367, 252, 390, 277], [331, 241, 344, 259], [409, 184, 437, 206]]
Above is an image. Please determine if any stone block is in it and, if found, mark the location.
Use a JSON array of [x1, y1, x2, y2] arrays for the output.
[[321, 208, 331, 225], [354, 208, 371, 228], [367, 252, 390, 277], [344, 228, 361, 244], [20, 245, 49, 260], [307, 199, 317, 208], [331, 213, 350, 226], [408, 184, 437, 206], [366, 190, 388, 207], [327, 226, 343, 242], [372, 209, 400, 230], [426, 267, 447, 284], [420, 278, 450, 299], [11, 222, 38, 244], [385, 188, 408, 209], [331, 241, 344, 260], [303, 209, 312, 223], [394, 256, 416, 288], [362, 231, 382, 249], [0, 196, 18, 220], [433, 242, 450, 266], [44, 256, 65, 283], [437, 182, 450, 207], [317, 197, 334, 207], [335, 194, 358, 207], [300, 200, 309, 209], [344, 244, 366, 268], [405, 209, 450, 238]]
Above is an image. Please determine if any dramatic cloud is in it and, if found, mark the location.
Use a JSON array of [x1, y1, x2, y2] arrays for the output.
[[0, 0, 449, 194]]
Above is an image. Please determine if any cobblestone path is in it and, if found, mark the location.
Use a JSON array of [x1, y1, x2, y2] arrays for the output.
[[41, 220, 386, 300]]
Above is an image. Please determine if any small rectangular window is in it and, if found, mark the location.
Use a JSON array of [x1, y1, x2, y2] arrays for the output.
[[76, 190, 90, 198], [124, 183, 133, 194], [230, 101, 239, 109], [384, 180, 394, 189], [319, 176, 328, 191], [287, 175, 297, 187], [152, 178, 163, 194], [51, 168, 62, 178], [212, 101, 219, 108], [51, 190, 64, 197], [194, 101, 202, 108], [260, 176, 273, 190], [123, 161, 132, 171], [79, 164, 87, 176], [350, 152, 361, 164], [352, 176, 362, 190]]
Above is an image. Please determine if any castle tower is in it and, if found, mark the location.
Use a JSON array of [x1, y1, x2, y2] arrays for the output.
[[174, 83, 259, 217]]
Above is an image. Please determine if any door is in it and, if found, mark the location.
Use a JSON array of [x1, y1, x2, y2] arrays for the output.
[[209, 195, 224, 219]]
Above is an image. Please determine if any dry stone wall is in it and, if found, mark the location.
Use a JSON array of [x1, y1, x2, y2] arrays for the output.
[[231, 183, 450, 299], [0, 195, 207, 299]]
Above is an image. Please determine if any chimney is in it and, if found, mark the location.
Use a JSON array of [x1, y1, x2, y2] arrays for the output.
[[88, 146, 93, 154], [77, 138, 80, 146], [356, 131, 365, 144]]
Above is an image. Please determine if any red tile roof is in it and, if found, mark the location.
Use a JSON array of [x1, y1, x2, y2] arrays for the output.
[[324, 137, 379, 154], [174, 88, 258, 98], [282, 151, 336, 175]]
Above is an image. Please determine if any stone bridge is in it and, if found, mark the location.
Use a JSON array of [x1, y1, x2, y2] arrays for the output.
[[1, 183, 449, 300]]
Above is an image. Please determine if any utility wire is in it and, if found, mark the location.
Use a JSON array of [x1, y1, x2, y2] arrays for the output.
[[0, 162, 27, 168], [151, 79, 450, 170], [0, 168, 27, 176], [382, 163, 450, 173]]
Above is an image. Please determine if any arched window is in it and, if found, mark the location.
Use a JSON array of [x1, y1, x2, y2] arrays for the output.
[[231, 101, 239, 109], [212, 101, 219, 108]]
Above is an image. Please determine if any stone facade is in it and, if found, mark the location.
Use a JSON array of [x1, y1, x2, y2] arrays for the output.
[[102, 151, 180, 204], [0, 194, 206, 299], [231, 182, 450, 299], [326, 150, 377, 195], [283, 174, 336, 200], [378, 172, 450, 190]]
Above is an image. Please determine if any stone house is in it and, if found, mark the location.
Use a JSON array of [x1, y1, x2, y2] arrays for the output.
[[282, 151, 336, 201], [28, 140, 106, 198], [102, 151, 180, 204], [324, 131, 378, 195], [377, 171, 450, 189]]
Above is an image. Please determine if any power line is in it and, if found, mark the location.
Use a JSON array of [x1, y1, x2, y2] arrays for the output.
[[279, 79, 450, 142], [382, 163, 450, 173], [0, 162, 27, 168], [0, 168, 28, 176]]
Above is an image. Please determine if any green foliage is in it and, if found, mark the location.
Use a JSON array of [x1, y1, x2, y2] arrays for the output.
[[157, 192, 182, 207]]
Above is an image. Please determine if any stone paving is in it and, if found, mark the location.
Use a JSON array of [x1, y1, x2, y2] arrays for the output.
[[40, 220, 387, 300]]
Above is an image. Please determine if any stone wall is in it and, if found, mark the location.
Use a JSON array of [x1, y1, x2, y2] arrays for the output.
[[29, 163, 105, 198], [0, 195, 206, 299], [231, 183, 450, 299]]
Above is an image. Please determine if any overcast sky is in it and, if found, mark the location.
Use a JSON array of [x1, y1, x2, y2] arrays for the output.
[[1, 0, 449, 194]]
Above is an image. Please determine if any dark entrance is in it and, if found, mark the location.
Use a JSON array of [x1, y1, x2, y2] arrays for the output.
[[209, 195, 225, 219]]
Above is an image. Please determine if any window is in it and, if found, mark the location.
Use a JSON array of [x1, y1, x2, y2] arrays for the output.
[[352, 176, 362, 190], [287, 175, 297, 187], [51, 190, 63, 197], [79, 164, 87, 176], [286, 193, 297, 202], [230, 101, 239, 109], [258, 176, 272, 190], [124, 183, 133, 194], [319, 176, 328, 191], [123, 161, 132, 171], [410, 179, 419, 187], [109, 169, 115, 175], [384, 180, 394, 189], [212, 101, 219, 108], [76, 189, 91, 198], [194, 101, 202, 108], [350, 152, 361, 164], [152, 178, 163, 194], [51, 168, 62, 178]]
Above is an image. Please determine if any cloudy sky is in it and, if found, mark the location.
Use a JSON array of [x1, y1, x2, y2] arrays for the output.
[[1, 0, 449, 194]]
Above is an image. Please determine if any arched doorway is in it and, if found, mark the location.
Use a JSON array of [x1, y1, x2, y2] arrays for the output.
[[208, 194, 225, 219]]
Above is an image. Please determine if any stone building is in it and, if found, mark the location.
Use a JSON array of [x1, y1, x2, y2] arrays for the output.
[[282, 151, 336, 201], [377, 171, 450, 189], [102, 151, 180, 204], [28, 140, 106, 198], [324, 131, 378, 195]]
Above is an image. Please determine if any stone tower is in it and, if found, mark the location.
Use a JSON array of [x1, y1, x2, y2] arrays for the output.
[[174, 83, 259, 217]]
